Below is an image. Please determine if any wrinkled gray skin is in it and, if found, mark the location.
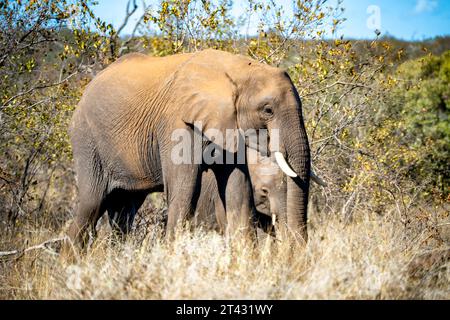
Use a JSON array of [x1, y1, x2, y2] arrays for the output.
[[67, 49, 310, 248]]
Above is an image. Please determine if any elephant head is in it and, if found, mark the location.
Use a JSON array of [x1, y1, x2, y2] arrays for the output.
[[249, 153, 326, 237], [175, 49, 311, 241], [248, 153, 287, 224]]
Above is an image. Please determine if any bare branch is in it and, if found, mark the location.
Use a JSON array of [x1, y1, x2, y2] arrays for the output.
[[117, 0, 139, 36], [302, 81, 372, 98], [0, 237, 67, 259], [1, 71, 78, 110]]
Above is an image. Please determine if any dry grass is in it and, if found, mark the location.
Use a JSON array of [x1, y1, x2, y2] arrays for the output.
[[0, 207, 449, 300]]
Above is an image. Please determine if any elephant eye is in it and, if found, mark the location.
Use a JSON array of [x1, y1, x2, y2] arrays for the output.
[[261, 105, 273, 117]]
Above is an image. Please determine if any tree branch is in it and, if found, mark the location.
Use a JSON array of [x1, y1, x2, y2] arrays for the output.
[[0, 237, 67, 259], [1, 71, 78, 110], [117, 0, 138, 36]]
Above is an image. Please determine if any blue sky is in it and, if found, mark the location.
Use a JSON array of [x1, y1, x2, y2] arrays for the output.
[[92, 0, 450, 40]]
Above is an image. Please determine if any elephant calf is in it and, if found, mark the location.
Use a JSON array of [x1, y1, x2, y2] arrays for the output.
[[193, 152, 325, 237], [193, 153, 287, 236]]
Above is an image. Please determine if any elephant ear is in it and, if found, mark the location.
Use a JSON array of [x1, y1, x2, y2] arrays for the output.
[[179, 65, 238, 153]]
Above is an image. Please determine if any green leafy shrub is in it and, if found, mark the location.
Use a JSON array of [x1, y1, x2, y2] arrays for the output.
[[390, 51, 449, 198]]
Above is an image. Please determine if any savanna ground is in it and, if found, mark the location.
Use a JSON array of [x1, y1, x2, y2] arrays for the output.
[[0, 0, 449, 299], [1, 204, 450, 299]]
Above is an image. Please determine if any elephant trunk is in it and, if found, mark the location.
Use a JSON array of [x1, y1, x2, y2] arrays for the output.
[[276, 108, 310, 242]]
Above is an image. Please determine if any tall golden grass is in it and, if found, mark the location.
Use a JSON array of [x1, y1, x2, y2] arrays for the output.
[[1, 205, 448, 299]]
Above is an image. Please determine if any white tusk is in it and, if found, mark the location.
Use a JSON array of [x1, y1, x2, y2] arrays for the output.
[[274, 152, 326, 186], [274, 152, 298, 178], [310, 170, 327, 187], [272, 214, 276, 226]]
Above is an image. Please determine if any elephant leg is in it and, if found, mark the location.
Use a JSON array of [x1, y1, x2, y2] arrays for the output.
[[214, 198, 227, 234], [194, 168, 226, 233], [66, 185, 106, 251], [215, 164, 255, 241], [106, 190, 147, 237], [65, 135, 107, 253], [165, 164, 201, 237]]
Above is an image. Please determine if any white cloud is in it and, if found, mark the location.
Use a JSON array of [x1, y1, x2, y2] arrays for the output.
[[414, 0, 438, 13]]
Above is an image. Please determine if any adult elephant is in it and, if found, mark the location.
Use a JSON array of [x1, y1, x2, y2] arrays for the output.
[[67, 49, 311, 247]]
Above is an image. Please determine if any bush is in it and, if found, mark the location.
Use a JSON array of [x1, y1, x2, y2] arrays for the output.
[[390, 51, 450, 198]]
